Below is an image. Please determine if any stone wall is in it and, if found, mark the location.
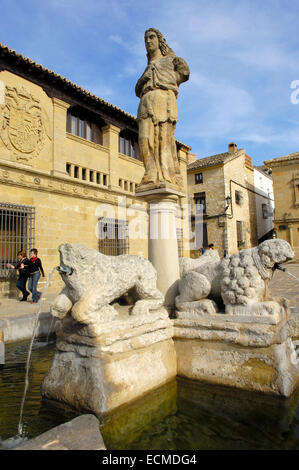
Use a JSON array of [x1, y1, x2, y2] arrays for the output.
[[266, 159, 299, 258], [0, 67, 191, 298]]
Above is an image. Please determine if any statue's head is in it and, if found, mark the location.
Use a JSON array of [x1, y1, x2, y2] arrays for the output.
[[144, 28, 174, 63]]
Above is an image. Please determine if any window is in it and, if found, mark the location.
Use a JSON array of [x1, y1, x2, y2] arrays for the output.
[[237, 221, 245, 248], [235, 190, 243, 206], [66, 163, 71, 175], [195, 173, 203, 184], [74, 166, 79, 178], [176, 228, 183, 257], [0, 203, 35, 277], [98, 218, 129, 256], [192, 220, 208, 250], [119, 134, 138, 159], [67, 111, 103, 145], [194, 192, 206, 214], [262, 203, 273, 219]]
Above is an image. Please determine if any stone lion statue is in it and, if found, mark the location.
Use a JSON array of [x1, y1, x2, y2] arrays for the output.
[[51, 243, 164, 324], [176, 239, 294, 318]]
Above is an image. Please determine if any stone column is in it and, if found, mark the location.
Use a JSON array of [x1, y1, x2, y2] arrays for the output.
[[137, 187, 184, 311], [102, 124, 120, 191]]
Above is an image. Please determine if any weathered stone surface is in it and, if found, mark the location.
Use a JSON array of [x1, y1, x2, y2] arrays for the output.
[[41, 244, 177, 416], [14, 415, 105, 450], [174, 313, 299, 397], [135, 28, 189, 190], [176, 239, 294, 322], [51, 243, 164, 323], [179, 250, 220, 277]]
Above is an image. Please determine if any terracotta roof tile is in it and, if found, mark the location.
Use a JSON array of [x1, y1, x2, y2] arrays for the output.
[[188, 149, 244, 170]]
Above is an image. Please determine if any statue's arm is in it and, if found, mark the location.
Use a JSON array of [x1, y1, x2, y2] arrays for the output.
[[135, 67, 151, 97], [173, 57, 190, 84]]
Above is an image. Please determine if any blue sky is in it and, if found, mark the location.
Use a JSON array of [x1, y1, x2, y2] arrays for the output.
[[1, 0, 299, 165]]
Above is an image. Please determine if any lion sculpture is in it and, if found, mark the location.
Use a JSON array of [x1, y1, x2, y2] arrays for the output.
[[176, 239, 294, 319], [51, 243, 164, 324]]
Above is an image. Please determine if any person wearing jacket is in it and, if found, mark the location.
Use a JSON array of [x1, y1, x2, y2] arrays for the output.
[[6, 250, 31, 301], [28, 248, 45, 304]]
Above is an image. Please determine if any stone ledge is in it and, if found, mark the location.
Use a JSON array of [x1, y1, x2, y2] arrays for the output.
[[0, 312, 58, 343], [14, 415, 106, 450], [173, 315, 293, 348]]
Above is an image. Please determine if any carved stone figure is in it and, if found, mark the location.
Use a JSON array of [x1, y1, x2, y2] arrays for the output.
[[51, 243, 164, 323], [42, 243, 177, 416], [135, 28, 190, 188], [176, 239, 295, 319]]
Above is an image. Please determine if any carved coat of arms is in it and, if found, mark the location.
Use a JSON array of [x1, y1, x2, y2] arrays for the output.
[[0, 86, 45, 163]]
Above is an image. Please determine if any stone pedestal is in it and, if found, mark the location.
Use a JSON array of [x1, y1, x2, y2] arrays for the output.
[[136, 184, 185, 310], [41, 306, 177, 417], [173, 308, 299, 397]]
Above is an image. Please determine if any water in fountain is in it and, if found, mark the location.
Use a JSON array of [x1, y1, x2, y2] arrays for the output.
[[284, 269, 299, 283], [17, 267, 58, 437]]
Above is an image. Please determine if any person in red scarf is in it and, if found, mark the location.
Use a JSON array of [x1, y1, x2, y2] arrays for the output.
[[28, 248, 45, 303]]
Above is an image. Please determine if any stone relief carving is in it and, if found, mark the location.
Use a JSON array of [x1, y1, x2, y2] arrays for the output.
[[135, 28, 189, 189], [176, 239, 295, 320], [0, 85, 45, 163]]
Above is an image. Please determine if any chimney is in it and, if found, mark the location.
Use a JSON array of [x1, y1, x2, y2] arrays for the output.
[[188, 153, 197, 164], [228, 142, 237, 153]]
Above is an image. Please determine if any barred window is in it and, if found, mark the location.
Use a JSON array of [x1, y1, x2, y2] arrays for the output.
[[98, 218, 129, 256], [0, 203, 35, 277], [176, 228, 183, 258], [195, 172, 203, 184]]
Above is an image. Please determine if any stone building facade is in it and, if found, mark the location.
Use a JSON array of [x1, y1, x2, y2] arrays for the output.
[[264, 152, 299, 259], [253, 166, 275, 243], [0, 43, 190, 298], [187, 143, 260, 257]]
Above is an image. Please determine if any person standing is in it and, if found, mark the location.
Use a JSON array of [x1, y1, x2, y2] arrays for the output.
[[6, 250, 30, 301], [28, 248, 45, 304]]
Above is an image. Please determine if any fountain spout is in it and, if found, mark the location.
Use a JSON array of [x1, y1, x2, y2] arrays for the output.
[[273, 263, 286, 272], [57, 265, 73, 276]]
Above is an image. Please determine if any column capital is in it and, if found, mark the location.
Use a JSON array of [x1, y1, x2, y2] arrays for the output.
[[102, 124, 120, 135], [52, 97, 70, 110]]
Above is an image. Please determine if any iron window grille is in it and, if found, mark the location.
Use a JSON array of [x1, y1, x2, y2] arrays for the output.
[[0, 203, 35, 278], [98, 218, 129, 256], [176, 227, 184, 258]]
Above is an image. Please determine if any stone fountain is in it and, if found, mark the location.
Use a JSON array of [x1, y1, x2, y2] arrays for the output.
[[41, 29, 298, 418]]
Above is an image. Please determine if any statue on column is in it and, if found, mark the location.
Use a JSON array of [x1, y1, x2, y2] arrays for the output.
[[135, 28, 190, 189]]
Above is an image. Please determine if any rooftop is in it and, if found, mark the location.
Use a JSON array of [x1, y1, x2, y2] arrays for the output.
[[187, 148, 245, 171], [264, 151, 299, 167]]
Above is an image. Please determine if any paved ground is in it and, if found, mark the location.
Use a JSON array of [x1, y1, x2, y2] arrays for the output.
[[0, 290, 57, 320], [268, 262, 299, 314]]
